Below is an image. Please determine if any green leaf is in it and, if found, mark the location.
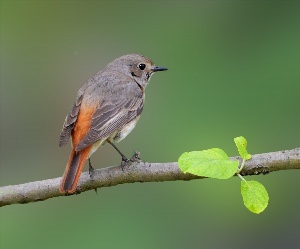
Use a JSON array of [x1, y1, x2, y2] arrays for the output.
[[178, 148, 239, 179], [241, 180, 269, 214], [234, 136, 251, 160]]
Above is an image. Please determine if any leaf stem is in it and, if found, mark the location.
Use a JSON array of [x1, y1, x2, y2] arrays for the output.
[[237, 173, 246, 182], [238, 157, 246, 173]]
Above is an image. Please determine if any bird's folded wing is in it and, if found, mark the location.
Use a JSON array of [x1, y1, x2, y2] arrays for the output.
[[59, 94, 83, 147], [75, 96, 143, 151]]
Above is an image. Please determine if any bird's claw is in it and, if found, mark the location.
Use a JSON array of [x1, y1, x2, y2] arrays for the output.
[[120, 151, 141, 170]]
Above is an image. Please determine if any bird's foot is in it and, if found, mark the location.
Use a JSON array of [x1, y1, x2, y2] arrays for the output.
[[120, 151, 141, 171], [130, 151, 141, 163], [121, 156, 129, 171]]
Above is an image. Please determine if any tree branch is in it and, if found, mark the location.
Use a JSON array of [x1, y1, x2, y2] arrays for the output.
[[1, 148, 299, 207]]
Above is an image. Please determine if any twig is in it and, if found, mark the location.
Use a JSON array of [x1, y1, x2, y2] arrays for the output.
[[0, 148, 299, 207]]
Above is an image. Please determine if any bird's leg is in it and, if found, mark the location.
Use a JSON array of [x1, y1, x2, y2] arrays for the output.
[[88, 158, 95, 178], [107, 140, 128, 160], [107, 140, 130, 170], [107, 140, 129, 170], [107, 141, 142, 170]]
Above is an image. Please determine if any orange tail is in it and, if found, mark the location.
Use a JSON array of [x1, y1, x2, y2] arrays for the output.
[[59, 146, 91, 194]]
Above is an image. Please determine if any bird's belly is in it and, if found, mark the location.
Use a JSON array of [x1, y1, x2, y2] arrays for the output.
[[114, 117, 140, 142]]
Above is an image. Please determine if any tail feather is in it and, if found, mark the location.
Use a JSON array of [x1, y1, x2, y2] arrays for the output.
[[59, 146, 91, 194]]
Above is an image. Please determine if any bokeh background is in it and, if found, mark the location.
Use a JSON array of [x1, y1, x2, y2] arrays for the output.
[[1, 1, 299, 248]]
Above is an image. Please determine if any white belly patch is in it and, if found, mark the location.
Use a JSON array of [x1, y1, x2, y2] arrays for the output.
[[116, 117, 140, 142]]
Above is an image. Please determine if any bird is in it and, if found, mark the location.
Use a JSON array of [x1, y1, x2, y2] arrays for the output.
[[58, 54, 168, 194]]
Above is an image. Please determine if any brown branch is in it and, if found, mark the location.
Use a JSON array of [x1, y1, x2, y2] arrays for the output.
[[1, 148, 299, 207]]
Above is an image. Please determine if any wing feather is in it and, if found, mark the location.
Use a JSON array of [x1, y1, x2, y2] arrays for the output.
[[75, 96, 143, 151], [59, 94, 83, 147]]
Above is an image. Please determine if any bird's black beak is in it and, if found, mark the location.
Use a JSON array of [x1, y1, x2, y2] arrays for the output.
[[152, 66, 168, 72]]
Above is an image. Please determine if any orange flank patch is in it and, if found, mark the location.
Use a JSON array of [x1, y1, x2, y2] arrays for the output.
[[59, 105, 97, 193], [71, 105, 96, 148]]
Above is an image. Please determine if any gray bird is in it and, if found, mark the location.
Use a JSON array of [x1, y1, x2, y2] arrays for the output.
[[59, 54, 167, 193]]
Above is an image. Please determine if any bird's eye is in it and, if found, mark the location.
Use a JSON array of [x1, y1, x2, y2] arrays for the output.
[[138, 63, 146, 70]]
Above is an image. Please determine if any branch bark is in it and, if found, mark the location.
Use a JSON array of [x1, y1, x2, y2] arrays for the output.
[[1, 148, 299, 207]]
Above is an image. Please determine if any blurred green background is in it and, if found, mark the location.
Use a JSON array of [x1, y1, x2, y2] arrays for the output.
[[1, 0, 299, 248]]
